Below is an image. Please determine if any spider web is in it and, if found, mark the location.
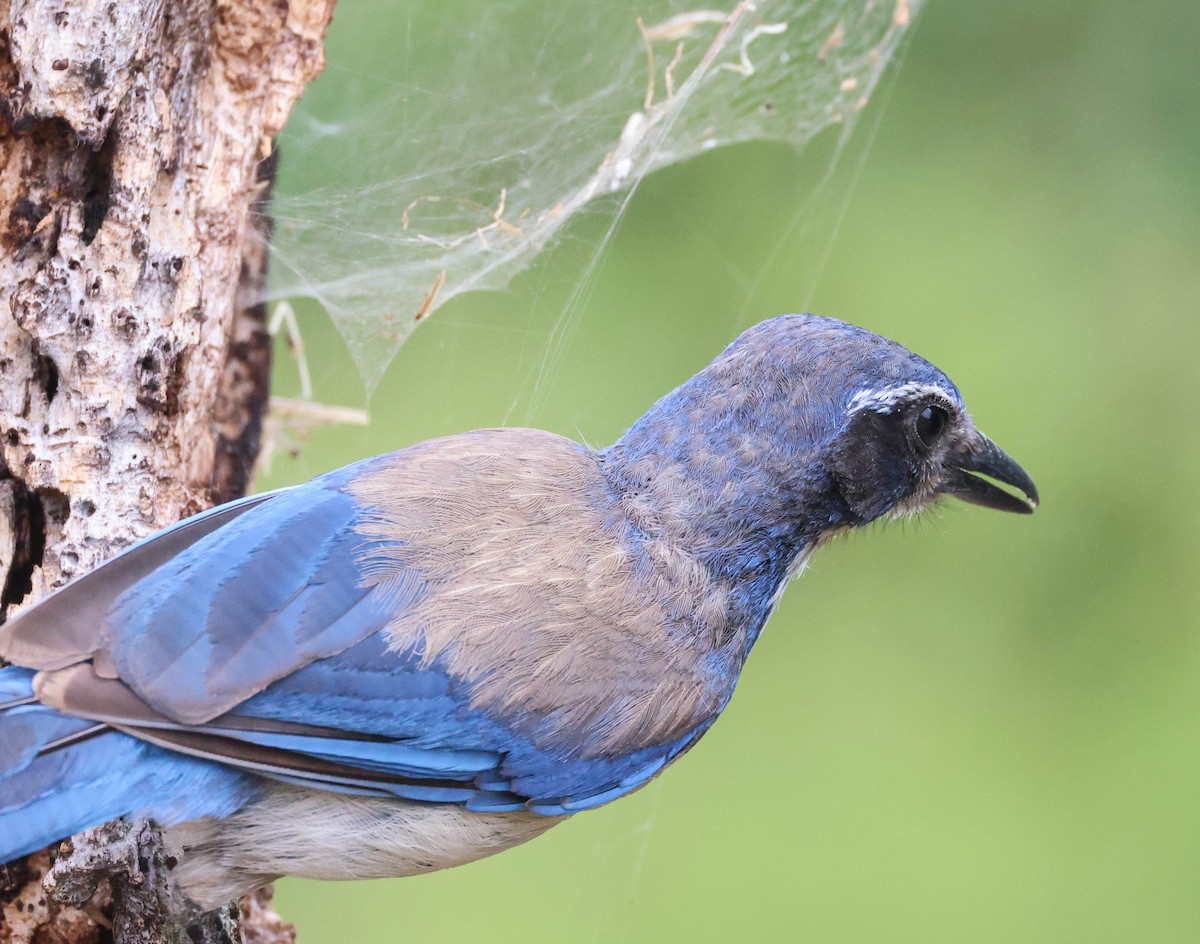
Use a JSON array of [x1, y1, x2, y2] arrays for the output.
[[267, 0, 921, 391]]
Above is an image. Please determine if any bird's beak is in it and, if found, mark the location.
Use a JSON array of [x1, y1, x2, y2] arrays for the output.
[[940, 433, 1039, 514]]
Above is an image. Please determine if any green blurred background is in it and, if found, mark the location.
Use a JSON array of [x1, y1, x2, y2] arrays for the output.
[[261, 0, 1200, 941]]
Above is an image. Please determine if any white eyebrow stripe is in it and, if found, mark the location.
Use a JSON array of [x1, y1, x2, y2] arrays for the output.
[[847, 381, 955, 414]]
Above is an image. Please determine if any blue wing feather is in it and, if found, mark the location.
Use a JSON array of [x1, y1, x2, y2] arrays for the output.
[[0, 666, 258, 863], [103, 466, 416, 724], [0, 490, 286, 670], [207, 632, 692, 812]]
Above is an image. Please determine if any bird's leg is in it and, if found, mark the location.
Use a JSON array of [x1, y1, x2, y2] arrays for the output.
[[45, 819, 240, 944]]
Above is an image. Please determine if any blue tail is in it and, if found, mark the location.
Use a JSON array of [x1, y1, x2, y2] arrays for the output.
[[0, 666, 260, 863]]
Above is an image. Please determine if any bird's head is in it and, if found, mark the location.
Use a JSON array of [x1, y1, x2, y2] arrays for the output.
[[821, 333, 1039, 525], [607, 314, 1037, 577]]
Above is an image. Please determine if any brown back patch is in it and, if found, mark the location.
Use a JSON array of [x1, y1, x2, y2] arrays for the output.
[[348, 429, 740, 758]]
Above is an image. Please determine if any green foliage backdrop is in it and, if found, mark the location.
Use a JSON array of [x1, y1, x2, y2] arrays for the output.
[[260, 0, 1200, 940]]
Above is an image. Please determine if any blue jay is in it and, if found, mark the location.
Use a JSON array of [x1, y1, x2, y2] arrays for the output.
[[0, 314, 1037, 906]]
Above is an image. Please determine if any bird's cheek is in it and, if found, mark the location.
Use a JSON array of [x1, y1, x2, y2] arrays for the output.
[[826, 449, 912, 525]]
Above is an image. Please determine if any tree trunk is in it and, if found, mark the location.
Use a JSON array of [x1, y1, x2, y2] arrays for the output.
[[0, 0, 336, 941]]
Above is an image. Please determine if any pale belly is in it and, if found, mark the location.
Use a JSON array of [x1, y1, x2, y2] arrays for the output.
[[164, 783, 562, 908]]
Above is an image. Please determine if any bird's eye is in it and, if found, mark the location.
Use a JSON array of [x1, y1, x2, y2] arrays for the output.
[[914, 405, 948, 447]]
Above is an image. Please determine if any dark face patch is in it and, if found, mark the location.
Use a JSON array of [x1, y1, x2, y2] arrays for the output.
[[826, 408, 924, 523]]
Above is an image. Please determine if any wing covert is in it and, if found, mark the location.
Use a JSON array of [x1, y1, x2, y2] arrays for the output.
[[103, 483, 409, 723]]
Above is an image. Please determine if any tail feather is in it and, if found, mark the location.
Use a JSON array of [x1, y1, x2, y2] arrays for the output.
[[0, 666, 261, 863]]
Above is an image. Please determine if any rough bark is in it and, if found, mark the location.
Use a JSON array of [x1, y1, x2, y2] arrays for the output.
[[0, 0, 336, 941]]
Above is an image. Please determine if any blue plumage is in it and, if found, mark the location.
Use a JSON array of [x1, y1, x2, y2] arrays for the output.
[[0, 665, 259, 861], [0, 314, 1037, 906], [106, 473, 403, 722]]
